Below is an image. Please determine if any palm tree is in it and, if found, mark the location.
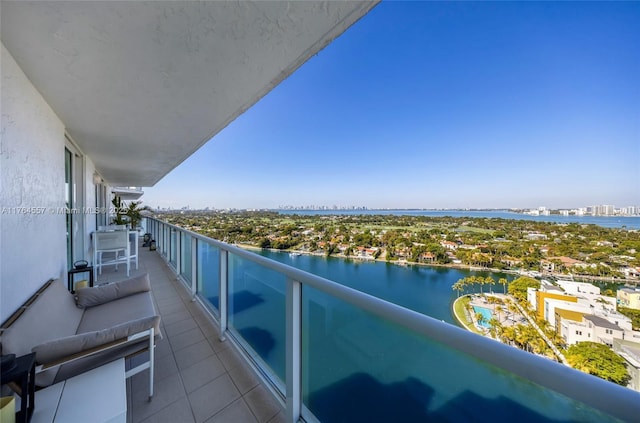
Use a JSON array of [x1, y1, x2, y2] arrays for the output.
[[495, 305, 504, 322], [125, 200, 143, 229], [507, 300, 521, 319], [498, 277, 508, 294], [452, 281, 463, 298], [485, 276, 495, 293], [502, 326, 516, 346], [488, 318, 502, 339], [515, 324, 536, 352]]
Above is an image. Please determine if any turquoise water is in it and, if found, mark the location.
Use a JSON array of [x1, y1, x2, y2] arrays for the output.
[[198, 248, 621, 422], [472, 305, 493, 328]]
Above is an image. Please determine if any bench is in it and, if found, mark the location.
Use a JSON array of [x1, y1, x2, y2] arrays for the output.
[[0, 273, 161, 400]]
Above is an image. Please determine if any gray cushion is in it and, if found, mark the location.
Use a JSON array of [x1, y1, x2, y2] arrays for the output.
[[76, 292, 158, 333], [76, 273, 150, 308], [1, 279, 83, 358], [32, 315, 160, 363]]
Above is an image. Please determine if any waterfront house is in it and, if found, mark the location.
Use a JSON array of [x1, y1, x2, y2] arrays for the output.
[[499, 256, 522, 268], [441, 240, 458, 250], [418, 252, 437, 263]]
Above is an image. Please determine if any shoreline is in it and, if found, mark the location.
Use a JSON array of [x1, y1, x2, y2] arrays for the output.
[[452, 295, 483, 334], [234, 244, 635, 284]]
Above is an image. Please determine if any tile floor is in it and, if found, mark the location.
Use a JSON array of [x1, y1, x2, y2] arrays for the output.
[[96, 246, 286, 423]]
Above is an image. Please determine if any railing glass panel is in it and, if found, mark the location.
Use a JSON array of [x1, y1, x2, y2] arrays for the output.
[[228, 252, 286, 385], [301, 284, 620, 423], [198, 241, 220, 312], [180, 232, 192, 283], [169, 228, 177, 267], [158, 222, 163, 255]]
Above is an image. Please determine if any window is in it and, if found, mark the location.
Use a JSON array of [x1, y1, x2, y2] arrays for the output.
[[65, 148, 73, 269], [65, 139, 85, 269], [605, 329, 613, 334], [576, 331, 582, 335], [95, 181, 108, 228]]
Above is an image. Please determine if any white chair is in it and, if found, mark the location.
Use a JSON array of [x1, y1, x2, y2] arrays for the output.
[[93, 230, 130, 280], [129, 230, 139, 270], [96, 227, 139, 270]]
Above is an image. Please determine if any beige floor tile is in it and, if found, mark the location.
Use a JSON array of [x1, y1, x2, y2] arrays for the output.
[[217, 346, 246, 372], [188, 374, 241, 423], [266, 410, 287, 423], [169, 327, 206, 351], [130, 373, 186, 422], [138, 397, 195, 423], [158, 301, 189, 317], [154, 337, 173, 359], [181, 355, 227, 394], [205, 398, 258, 423], [164, 317, 199, 338], [228, 363, 260, 395], [174, 339, 215, 370], [244, 384, 283, 423], [161, 308, 193, 326]]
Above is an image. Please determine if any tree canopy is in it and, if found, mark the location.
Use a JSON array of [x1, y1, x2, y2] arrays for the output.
[[508, 276, 540, 301], [566, 341, 630, 386]]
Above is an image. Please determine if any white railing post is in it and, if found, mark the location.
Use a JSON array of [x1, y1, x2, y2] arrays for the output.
[[286, 278, 302, 423], [162, 225, 167, 255], [219, 249, 228, 341], [148, 326, 155, 400], [162, 225, 171, 261], [164, 226, 169, 256], [175, 230, 181, 272], [191, 237, 197, 301]]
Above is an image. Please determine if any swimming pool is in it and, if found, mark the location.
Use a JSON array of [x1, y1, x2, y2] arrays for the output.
[[472, 305, 493, 328]]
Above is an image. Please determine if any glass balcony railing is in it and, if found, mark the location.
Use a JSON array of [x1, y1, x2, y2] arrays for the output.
[[145, 217, 640, 423]]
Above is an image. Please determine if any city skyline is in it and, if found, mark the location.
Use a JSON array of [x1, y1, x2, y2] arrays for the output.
[[154, 203, 640, 216], [143, 2, 640, 210]]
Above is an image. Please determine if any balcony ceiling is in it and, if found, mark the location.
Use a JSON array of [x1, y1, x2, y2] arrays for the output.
[[1, 1, 376, 186]]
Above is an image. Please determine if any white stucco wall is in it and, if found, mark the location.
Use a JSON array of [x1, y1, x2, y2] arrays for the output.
[[1, 44, 66, 322]]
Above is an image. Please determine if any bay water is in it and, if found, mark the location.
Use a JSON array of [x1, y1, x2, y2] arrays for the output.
[[279, 209, 640, 229]]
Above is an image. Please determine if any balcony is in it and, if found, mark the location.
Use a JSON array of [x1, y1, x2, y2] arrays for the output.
[[97, 231, 285, 422], [132, 216, 640, 423]]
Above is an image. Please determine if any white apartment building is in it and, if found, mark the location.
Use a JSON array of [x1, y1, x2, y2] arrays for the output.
[[561, 315, 624, 347], [529, 282, 631, 329], [556, 280, 601, 296]]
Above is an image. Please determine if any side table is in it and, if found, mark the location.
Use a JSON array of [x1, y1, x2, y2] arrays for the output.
[[1, 352, 36, 423], [67, 267, 94, 292], [31, 358, 126, 423]]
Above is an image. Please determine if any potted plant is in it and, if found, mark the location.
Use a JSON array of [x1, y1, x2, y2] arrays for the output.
[[111, 195, 127, 226], [110, 196, 143, 229], [125, 201, 143, 230]]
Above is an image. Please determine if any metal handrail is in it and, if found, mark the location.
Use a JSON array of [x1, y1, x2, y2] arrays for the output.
[[146, 216, 640, 422]]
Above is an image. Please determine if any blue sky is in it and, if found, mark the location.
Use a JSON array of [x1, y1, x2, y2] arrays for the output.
[[143, 1, 640, 210]]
